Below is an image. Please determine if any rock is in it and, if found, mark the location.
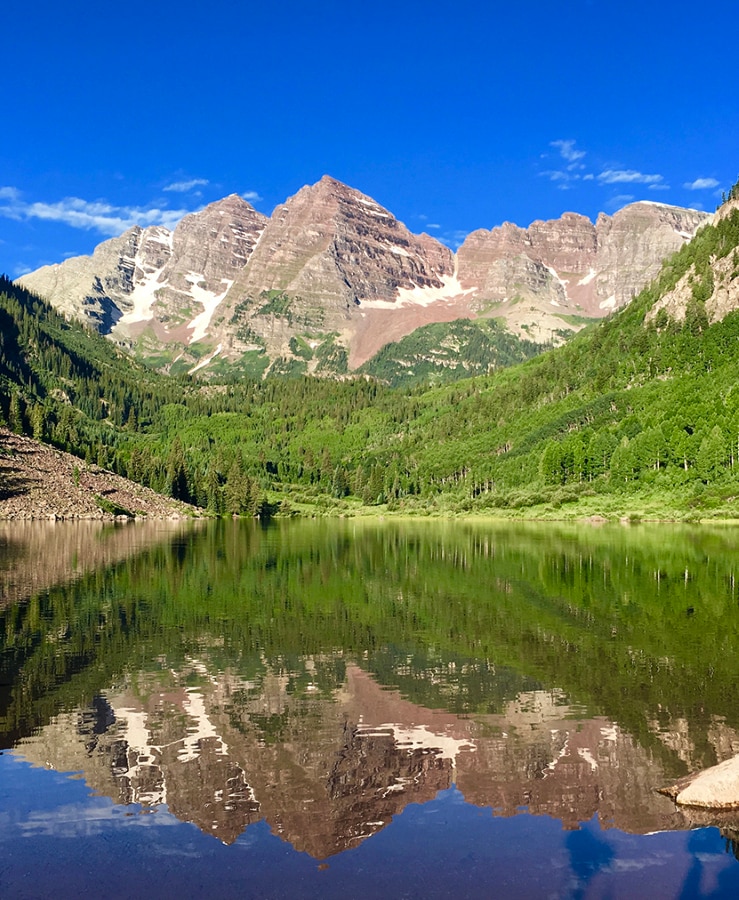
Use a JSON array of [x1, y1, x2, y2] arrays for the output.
[[660, 754, 739, 809], [0, 428, 198, 521], [20, 195, 268, 353], [457, 201, 709, 343], [18, 180, 710, 375]]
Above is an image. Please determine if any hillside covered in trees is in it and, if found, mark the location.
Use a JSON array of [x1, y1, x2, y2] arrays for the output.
[[2, 188, 739, 520]]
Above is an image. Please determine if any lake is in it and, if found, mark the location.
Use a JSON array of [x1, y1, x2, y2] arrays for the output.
[[2, 518, 739, 898]]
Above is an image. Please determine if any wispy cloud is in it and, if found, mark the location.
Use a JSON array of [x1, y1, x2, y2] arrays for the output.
[[541, 143, 669, 193], [550, 139, 586, 165], [163, 178, 209, 193], [649, 183, 671, 191], [540, 169, 579, 190], [684, 177, 719, 190], [440, 229, 470, 250], [605, 194, 635, 210], [540, 140, 588, 188], [0, 188, 193, 236], [241, 190, 263, 203], [414, 214, 441, 231], [597, 169, 664, 185]]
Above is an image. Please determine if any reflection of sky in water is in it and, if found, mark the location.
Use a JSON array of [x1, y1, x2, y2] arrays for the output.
[[3, 755, 739, 899]]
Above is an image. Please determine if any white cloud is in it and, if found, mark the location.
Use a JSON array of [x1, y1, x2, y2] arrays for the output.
[[241, 190, 263, 203], [0, 188, 193, 236], [598, 169, 664, 185], [163, 178, 209, 193], [542, 170, 571, 182], [684, 177, 719, 190], [542, 170, 580, 189], [415, 213, 440, 229], [551, 139, 586, 163], [649, 183, 671, 191]]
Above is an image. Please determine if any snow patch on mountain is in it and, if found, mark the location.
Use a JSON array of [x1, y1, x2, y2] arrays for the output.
[[185, 275, 234, 343], [544, 265, 569, 290], [360, 273, 475, 310], [117, 264, 167, 326]]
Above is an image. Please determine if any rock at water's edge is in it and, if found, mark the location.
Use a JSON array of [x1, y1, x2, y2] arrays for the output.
[[660, 754, 739, 809]]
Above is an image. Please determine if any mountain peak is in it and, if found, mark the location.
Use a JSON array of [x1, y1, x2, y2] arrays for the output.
[[17, 177, 711, 379], [199, 193, 261, 214]]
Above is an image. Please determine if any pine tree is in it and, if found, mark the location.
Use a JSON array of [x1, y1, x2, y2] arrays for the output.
[[8, 392, 24, 434]]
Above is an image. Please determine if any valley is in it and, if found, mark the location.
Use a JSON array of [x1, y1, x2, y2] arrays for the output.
[[1, 186, 739, 523]]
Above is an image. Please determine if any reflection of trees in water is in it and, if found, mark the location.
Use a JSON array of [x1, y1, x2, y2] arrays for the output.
[[724, 829, 739, 863], [2, 520, 739, 778]]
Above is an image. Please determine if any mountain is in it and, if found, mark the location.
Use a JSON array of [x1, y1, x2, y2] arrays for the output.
[[457, 201, 709, 342], [18, 194, 268, 369], [3, 176, 739, 523], [6, 185, 739, 523], [15, 661, 692, 853], [18, 177, 709, 379]]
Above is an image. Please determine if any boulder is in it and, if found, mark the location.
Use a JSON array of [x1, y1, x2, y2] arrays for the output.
[[660, 754, 739, 809]]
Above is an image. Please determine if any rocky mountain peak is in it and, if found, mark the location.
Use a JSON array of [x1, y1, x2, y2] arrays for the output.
[[18, 177, 711, 377], [223, 175, 456, 313], [454, 201, 710, 342]]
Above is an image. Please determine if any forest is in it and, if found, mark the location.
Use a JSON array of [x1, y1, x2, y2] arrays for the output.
[[2, 193, 739, 521]]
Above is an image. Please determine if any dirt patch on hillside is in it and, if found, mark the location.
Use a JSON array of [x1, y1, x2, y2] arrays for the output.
[[0, 428, 198, 520]]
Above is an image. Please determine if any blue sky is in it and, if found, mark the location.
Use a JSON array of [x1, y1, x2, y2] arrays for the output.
[[2, 0, 737, 276]]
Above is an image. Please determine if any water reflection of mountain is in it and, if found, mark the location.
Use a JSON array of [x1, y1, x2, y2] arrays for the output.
[[16, 656, 704, 858], [5, 519, 739, 857]]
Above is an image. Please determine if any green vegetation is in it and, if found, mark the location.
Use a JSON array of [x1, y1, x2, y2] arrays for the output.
[[2, 192, 739, 519], [358, 318, 546, 387]]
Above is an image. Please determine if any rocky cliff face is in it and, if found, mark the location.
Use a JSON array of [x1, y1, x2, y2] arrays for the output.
[[20, 195, 267, 356], [18, 179, 710, 377], [456, 203, 710, 343], [213, 176, 460, 372]]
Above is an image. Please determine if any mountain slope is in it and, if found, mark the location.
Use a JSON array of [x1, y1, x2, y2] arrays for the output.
[[0, 427, 195, 519], [358, 318, 544, 387], [18, 178, 709, 381], [20, 196, 268, 371], [100, 192, 739, 520], [458, 202, 709, 341]]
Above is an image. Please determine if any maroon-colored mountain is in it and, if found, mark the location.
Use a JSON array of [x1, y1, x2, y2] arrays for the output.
[[19, 179, 710, 376]]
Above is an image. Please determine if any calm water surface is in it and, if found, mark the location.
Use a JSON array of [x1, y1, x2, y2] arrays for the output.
[[2, 518, 739, 898]]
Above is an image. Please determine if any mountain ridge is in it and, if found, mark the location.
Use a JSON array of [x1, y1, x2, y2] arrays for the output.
[[18, 178, 709, 378]]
